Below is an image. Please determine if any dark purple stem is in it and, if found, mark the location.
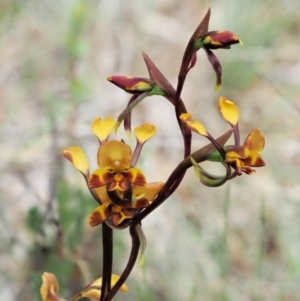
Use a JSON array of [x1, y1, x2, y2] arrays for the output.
[[233, 123, 240, 146], [100, 223, 113, 301], [102, 224, 140, 301]]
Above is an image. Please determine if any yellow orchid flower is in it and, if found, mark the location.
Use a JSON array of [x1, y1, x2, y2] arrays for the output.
[[62, 117, 164, 228], [89, 182, 164, 227], [180, 98, 265, 182], [225, 128, 265, 175], [88, 140, 147, 191]]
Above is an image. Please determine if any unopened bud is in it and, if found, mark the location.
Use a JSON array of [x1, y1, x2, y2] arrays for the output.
[[107, 76, 154, 94]]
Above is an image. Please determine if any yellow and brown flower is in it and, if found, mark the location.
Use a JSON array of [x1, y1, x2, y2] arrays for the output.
[[180, 96, 265, 183], [225, 128, 265, 175], [88, 140, 146, 191], [89, 182, 164, 227], [62, 117, 164, 228], [194, 30, 242, 90]]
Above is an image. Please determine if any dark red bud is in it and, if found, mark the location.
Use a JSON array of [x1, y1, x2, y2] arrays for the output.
[[107, 76, 154, 94], [202, 30, 241, 49]]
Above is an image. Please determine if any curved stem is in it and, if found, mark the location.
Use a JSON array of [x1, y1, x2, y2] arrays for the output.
[[102, 225, 140, 301]]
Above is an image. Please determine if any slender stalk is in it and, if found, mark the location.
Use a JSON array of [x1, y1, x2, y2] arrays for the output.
[[233, 123, 240, 146], [102, 225, 140, 301], [100, 223, 113, 301]]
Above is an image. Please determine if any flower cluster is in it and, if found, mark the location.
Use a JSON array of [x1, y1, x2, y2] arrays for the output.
[[40, 8, 265, 301], [62, 117, 164, 228], [180, 96, 265, 186]]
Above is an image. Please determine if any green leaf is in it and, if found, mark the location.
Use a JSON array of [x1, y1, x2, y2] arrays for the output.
[[136, 224, 147, 267]]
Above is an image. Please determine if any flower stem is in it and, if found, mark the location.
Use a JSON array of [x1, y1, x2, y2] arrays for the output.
[[100, 223, 113, 301], [102, 225, 140, 301]]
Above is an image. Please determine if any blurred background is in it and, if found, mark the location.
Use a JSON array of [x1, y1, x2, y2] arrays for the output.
[[1, 0, 300, 300]]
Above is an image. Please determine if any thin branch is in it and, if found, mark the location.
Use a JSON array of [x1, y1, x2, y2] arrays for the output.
[[102, 224, 140, 301]]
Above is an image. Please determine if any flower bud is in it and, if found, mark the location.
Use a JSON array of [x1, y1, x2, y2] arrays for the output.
[[180, 113, 208, 136], [200, 30, 241, 49], [107, 76, 154, 94]]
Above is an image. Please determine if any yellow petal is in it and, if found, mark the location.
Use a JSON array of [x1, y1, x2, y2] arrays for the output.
[[190, 120, 208, 136], [82, 288, 100, 300], [134, 123, 156, 144], [244, 152, 265, 167], [180, 113, 208, 136], [132, 182, 164, 202], [89, 276, 102, 288], [111, 274, 129, 292], [89, 205, 110, 227], [83, 274, 129, 300], [98, 140, 132, 170], [180, 113, 193, 122], [81, 277, 102, 300], [95, 186, 113, 206], [62, 147, 90, 175], [218, 96, 239, 125], [40, 272, 59, 301], [91, 117, 115, 142], [244, 128, 265, 152]]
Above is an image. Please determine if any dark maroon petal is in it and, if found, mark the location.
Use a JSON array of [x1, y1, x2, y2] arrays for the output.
[[142, 51, 176, 102], [124, 94, 139, 134], [204, 48, 222, 89]]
